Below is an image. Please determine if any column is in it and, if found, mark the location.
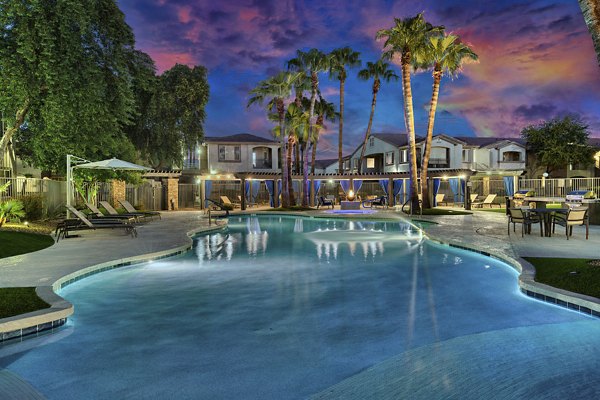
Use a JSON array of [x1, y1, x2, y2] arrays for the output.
[[166, 177, 179, 210], [110, 180, 126, 209]]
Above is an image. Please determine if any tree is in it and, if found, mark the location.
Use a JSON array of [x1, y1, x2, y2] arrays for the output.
[[521, 116, 595, 175], [357, 60, 399, 172], [145, 64, 209, 168], [248, 72, 299, 207], [0, 0, 140, 173], [377, 14, 443, 212], [288, 49, 330, 207], [329, 47, 361, 172], [310, 96, 337, 175], [417, 34, 478, 208], [578, 0, 600, 68]]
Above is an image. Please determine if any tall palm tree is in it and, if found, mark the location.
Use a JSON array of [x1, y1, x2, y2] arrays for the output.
[[579, 0, 600, 68], [247, 71, 299, 207], [329, 47, 361, 172], [377, 13, 443, 213], [308, 95, 337, 174], [357, 60, 399, 172], [417, 34, 478, 208], [288, 49, 330, 207], [292, 74, 311, 174]]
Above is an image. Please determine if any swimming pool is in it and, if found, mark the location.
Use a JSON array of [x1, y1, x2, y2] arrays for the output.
[[1, 215, 599, 399]]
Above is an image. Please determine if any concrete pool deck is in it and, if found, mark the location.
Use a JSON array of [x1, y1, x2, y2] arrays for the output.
[[1, 208, 599, 398]]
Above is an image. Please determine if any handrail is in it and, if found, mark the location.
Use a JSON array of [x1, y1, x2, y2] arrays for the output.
[[205, 199, 229, 225], [401, 198, 422, 216]]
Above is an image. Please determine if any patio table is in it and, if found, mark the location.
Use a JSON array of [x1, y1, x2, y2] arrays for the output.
[[524, 208, 569, 237]]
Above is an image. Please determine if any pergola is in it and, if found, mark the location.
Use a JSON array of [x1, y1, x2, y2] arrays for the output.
[[230, 169, 475, 210]]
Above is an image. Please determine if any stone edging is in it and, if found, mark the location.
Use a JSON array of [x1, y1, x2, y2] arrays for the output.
[[426, 234, 600, 318], [0, 223, 227, 342]]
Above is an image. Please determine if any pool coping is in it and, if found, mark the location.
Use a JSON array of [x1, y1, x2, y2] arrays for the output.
[[425, 234, 600, 318], [0, 223, 227, 342]]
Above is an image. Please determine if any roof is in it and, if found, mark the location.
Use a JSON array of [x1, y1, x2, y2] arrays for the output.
[[372, 133, 411, 147], [589, 137, 600, 148], [314, 158, 338, 169], [204, 133, 277, 144], [454, 136, 526, 147]]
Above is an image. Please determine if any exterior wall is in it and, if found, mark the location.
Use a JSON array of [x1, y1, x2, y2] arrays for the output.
[[205, 143, 280, 173], [425, 137, 462, 170], [464, 143, 526, 173], [348, 138, 399, 173]]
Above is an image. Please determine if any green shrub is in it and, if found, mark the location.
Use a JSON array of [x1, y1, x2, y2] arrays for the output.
[[20, 194, 44, 221], [0, 199, 26, 227]]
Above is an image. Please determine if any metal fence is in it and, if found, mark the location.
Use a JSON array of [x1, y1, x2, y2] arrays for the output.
[[519, 178, 600, 197]]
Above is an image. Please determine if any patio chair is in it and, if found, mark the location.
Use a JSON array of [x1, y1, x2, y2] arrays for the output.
[[57, 205, 137, 241], [552, 208, 589, 240], [220, 196, 240, 209], [435, 193, 448, 206], [118, 199, 161, 220], [85, 202, 140, 223], [317, 196, 334, 209], [470, 194, 479, 203], [472, 194, 498, 208], [362, 195, 387, 209], [507, 208, 542, 237]]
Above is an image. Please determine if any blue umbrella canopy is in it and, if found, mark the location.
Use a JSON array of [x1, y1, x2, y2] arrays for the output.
[[75, 157, 151, 171]]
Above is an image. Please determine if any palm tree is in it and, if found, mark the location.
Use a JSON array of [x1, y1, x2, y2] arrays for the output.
[[377, 13, 443, 213], [417, 34, 478, 208], [579, 0, 600, 68], [309, 95, 337, 174], [288, 49, 330, 206], [357, 60, 399, 172], [247, 71, 299, 207], [329, 47, 361, 172], [292, 74, 311, 174]]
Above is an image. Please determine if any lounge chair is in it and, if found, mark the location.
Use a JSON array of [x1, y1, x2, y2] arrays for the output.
[[100, 201, 151, 223], [118, 199, 161, 220], [220, 196, 240, 209], [57, 205, 137, 241], [317, 196, 334, 209], [435, 193, 448, 206], [470, 194, 479, 203], [362, 195, 387, 209], [507, 208, 542, 237], [552, 208, 589, 240], [472, 194, 498, 208], [85, 202, 139, 223]]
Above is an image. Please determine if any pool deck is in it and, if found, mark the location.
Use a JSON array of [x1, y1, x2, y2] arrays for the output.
[[1, 208, 599, 398]]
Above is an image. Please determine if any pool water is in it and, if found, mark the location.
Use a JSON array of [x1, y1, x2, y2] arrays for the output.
[[1, 215, 599, 399]]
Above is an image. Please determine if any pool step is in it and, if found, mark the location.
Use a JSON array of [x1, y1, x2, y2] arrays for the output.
[[0, 370, 45, 400]]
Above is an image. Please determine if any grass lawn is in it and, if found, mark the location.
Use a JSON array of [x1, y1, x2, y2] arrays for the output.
[[474, 207, 507, 213], [525, 257, 600, 299], [0, 230, 55, 259], [0, 287, 50, 319]]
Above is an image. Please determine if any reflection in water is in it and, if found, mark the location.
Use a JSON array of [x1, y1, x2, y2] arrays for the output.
[[195, 216, 424, 262]]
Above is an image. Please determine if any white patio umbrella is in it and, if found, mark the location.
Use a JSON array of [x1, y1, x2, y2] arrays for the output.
[[66, 155, 151, 216], [76, 157, 152, 171]]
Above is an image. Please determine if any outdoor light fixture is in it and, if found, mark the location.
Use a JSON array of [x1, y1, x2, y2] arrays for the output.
[[442, 175, 448, 180]]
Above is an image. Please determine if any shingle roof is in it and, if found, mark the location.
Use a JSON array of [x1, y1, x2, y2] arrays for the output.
[[204, 133, 277, 144], [588, 137, 600, 148], [454, 136, 526, 147], [314, 158, 338, 169], [372, 133, 414, 147]]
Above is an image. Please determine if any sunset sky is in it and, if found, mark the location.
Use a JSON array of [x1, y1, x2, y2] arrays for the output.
[[119, 0, 600, 157]]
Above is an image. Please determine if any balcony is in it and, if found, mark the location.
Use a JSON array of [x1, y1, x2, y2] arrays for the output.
[[427, 158, 449, 169]]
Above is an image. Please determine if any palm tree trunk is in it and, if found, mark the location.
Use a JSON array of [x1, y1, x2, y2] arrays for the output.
[[420, 68, 442, 209], [305, 72, 319, 207], [358, 80, 379, 173], [287, 135, 295, 205], [311, 139, 318, 175], [294, 141, 300, 173], [579, 0, 600, 68], [401, 53, 420, 212], [278, 101, 289, 208], [338, 78, 345, 172], [303, 142, 310, 207]]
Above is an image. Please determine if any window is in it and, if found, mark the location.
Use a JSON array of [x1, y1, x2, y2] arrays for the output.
[[399, 149, 408, 163], [385, 151, 394, 165], [462, 149, 471, 162], [502, 151, 520, 162], [369, 137, 375, 147], [218, 145, 241, 162], [367, 158, 375, 168], [429, 147, 449, 166]]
